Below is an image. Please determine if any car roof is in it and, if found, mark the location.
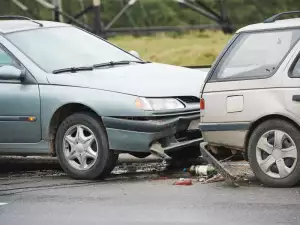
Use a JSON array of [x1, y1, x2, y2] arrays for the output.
[[237, 18, 300, 33], [0, 20, 70, 34]]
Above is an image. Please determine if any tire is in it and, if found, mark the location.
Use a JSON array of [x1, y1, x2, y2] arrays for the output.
[[100, 153, 119, 177], [248, 119, 300, 187], [55, 112, 112, 180]]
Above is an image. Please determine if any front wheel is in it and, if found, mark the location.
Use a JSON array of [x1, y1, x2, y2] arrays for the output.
[[55, 112, 115, 180], [248, 119, 300, 187]]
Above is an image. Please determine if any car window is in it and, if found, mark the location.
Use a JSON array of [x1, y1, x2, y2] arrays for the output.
[[291, 56, 300, 77], [6, 26, 140, 73], [211, 29, 300, 81], [0, 47, 14, 66]]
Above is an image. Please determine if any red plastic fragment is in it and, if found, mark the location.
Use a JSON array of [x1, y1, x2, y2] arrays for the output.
[[173, 178, 192, 186]]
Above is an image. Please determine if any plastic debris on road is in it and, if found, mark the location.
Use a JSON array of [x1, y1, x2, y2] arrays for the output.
[[198, 174, 225, 184], [183, 164, 226, 184], [183, 165, 217, 176], [173, 178, 193, 186]]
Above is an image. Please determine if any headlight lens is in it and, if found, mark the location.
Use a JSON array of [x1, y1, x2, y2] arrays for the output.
[[135, 97, 185, 111]]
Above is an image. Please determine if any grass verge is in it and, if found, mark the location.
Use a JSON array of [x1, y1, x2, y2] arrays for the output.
[[109, 31, 232, 66]]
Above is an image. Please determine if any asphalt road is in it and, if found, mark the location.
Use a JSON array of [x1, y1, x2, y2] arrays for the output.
[[0, 157, 300, 225]]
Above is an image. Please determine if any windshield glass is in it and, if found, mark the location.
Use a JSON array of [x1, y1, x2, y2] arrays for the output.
[[212, 29, 300, 80], [6, 26, 139, 73]]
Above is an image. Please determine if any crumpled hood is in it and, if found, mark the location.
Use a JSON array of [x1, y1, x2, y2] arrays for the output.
[[47, 63, 207, 97]]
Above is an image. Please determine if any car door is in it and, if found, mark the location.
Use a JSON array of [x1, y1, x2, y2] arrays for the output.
[[282, 41, 300, 120], [0, 45, 41, 143]]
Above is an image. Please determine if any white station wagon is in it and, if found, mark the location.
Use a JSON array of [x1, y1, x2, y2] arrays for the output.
[[200, 11, 300, 187]]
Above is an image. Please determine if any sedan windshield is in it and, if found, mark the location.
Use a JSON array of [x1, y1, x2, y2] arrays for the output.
[[5, 26, 140, 73]]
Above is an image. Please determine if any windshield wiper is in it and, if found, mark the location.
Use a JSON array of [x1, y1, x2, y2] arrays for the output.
[[53, 66, 93, 74], [52, 60, 149, 74], [93, 60, 149, 68]]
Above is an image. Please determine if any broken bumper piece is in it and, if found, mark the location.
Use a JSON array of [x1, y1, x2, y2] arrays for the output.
[[200, 142, 239, 187], [102, 114, 202, 155]]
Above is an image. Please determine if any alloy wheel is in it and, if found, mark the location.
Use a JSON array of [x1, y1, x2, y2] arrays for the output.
[[256, 130, 298, 179], [63, 124, 99, 171]]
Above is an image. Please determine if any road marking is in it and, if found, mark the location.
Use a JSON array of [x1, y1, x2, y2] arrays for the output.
[[0, 203, 7, 206]]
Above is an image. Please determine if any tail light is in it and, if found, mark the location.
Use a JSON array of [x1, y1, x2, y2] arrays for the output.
[[200, 98, 205, 110]]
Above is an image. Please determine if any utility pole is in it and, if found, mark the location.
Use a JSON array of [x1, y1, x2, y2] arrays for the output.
[[219, 0, 233, 33], [93, 0, 104, 38], [52, 0, 63, 22]]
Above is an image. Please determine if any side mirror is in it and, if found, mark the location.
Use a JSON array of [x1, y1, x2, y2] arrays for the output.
[[0, 65, 23, 80], [129, 50, 140, 59]]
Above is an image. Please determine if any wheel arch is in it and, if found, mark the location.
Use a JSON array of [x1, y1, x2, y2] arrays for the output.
[[48, 103, 103, 156], [244, 114, 300, 160]]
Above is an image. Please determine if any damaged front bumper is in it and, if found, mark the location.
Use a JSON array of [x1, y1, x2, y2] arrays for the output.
[[102, 113, 202, 155]]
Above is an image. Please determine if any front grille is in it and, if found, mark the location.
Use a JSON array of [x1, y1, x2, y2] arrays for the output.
[[176, 96, 200, 104]]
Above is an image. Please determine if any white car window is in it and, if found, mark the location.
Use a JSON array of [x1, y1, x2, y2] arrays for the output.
[[212, 29, 300, 80], [291, 56, 300, 77]]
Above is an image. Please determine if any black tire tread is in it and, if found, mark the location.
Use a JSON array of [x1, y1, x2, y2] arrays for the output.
[[100, 153, 119, 178]]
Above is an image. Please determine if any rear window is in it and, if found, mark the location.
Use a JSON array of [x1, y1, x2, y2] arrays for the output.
[[211, 29, 300, 81]]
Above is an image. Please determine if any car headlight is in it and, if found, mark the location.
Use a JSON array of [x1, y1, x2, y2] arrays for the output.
[[135, 97, 185, 111]]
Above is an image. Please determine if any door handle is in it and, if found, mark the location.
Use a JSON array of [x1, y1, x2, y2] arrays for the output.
[[292, 95, 300, 102]]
